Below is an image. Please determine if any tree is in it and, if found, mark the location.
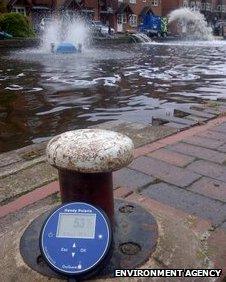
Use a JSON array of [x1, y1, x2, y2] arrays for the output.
[[0, 13, 35, 37]]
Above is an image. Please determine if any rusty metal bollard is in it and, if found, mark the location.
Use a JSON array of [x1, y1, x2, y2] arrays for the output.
[[46, 129, 134, 225]]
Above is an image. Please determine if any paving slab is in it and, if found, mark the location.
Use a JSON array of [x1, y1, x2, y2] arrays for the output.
[[113, 168, 155, 190], [187, 160, 226, 182], [185, 115, 207, 123], [129, 156, 201, 187], [147, 148, 195, 167], [141, 183, 226, 225], [0, 156, 47, 179], [211, 123, 226, 133], [197, 130, 226, 142], [0, 142, 46, 168], [164, 122, 189, 130], [167, 142, 226, 164], [188, 177, 226, 202], [182, 136, 225, 150], [176, 107, 215, 119], [0, 162, 57, 205], [152, 115, 197, 126]]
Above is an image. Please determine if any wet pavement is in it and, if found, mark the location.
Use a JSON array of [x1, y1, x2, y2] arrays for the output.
[[1, 40, 226, 152]]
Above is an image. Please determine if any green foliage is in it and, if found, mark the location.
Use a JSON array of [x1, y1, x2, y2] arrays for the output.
[[0, 0, 7, 14], [0, 13, 35, 37]]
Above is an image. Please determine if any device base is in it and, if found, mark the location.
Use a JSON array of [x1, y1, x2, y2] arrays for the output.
[[20, 199, 158, 280]]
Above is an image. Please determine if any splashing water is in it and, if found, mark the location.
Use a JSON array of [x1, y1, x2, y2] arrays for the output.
[[41, 14, 91, 52], [168, 8, 213, 40]]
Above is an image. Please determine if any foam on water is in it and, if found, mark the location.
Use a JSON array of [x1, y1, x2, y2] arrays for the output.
[[146, 40, 226, 47], [168, 8, 213, 40], [27, 87, 44, 92], [5, 84, 23, 90]]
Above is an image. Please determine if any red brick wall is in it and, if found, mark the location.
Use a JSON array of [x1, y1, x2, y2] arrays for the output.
[[162, 0, 182, 16], [85, 0, 99, 20]]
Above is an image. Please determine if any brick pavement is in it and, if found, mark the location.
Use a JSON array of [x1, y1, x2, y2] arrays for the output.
[[128, 120, 226, 229], [1, 117, 226, 228], [1, 116, 226, 279]]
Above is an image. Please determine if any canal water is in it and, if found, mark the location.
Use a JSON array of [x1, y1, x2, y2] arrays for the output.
[[1, 40, 226, 153]]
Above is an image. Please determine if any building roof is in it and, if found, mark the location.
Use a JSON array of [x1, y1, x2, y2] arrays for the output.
[[140, 6, 154, 16], [117, 3, 134, 14]]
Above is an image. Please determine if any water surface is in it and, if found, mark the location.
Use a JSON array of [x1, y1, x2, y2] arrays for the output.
[[1, 40, 226, 152]]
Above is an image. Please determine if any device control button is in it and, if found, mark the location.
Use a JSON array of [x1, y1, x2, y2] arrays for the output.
[[80, 248, 86, 253], [98, 234, 103, 239], [61, 247, 68, 252], [72, 252, 76, 258], [78, 263, 82, 270], [72, 243, 76, 248], [48, 232, 53, 238]]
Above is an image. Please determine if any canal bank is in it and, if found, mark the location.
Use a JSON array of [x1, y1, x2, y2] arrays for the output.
[[0, 101, 225, 206], [1, 110, 226, 281]]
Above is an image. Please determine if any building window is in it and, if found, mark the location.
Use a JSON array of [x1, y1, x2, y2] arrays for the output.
[[206, 3, 211, 11], [130, 0, 136, 3], [118, 14, 127, 24], [12, 6, 26, 15], [201, 3, 205, 10], [190, 1, 195, 8], [183, 0, 189, 8], [196, 1, 201, 10], [151, 0, 159, 6], [129, 14, 137, 27], [217, 5, 222, 12]]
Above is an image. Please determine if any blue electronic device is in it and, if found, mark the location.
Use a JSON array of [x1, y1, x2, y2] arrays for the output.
[[40, 202, 112, 278]]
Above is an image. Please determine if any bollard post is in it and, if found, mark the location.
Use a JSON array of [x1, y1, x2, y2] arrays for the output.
[[46, 129, 134, 225]]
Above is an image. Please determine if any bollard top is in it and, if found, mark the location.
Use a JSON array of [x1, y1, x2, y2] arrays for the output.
[[46, 129, 134, 173]]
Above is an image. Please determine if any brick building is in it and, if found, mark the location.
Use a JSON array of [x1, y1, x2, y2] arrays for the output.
[[5, 0, 100, 29], [4, 0, 163, 32], [115, 0, 162, 32], [162, 0, 226, 22], [4, 0, 226, 33], [6, 0, 100, 17]]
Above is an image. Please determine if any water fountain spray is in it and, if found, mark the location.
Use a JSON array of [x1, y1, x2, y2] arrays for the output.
[[168, 7, 213, 40], [40, 13, 91, 53]]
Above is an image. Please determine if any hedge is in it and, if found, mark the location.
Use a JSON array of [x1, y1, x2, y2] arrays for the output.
[[0, 13, 35, 37]]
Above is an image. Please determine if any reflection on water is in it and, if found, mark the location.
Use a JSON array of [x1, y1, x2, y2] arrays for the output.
[[0, 41, 226, 152]]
